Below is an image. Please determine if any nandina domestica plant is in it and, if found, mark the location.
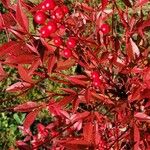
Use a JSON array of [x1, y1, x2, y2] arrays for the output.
[[0, 0, 150, 149]]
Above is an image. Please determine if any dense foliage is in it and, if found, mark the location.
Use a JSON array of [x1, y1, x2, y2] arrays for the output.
[[0, 0, 150, 149]]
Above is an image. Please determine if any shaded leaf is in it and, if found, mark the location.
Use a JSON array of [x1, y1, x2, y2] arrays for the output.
[[122, 0, 132, 7]]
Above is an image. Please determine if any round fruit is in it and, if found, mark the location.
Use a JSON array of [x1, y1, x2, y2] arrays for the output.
[[66, 37, 76, 49], [40, 25, 49, 38], [53, 36, 62, 47], [92, 78, 101, 88], [100, 23, 110, 34], [61, 5, 69, 14], [54, 7, 65, 20], [63, 48, 72, 58], [41, 0, 56, 10], [91, 71, 99, 80], [34, 11, 47, 24], [47, 21, 57, 34]]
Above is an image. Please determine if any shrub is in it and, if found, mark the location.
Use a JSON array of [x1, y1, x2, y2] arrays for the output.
[[0, 0, 150, 149]]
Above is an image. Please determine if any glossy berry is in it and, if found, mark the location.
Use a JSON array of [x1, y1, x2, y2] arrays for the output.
[[34, 11, 47, 24], [91, 71, 100, 80], [54, 7, 65, 20], [93, 78, 101, 88], [47, 21, 57, 34], [40, 26, 49, 38], [61, 5, 69, 14], [62, 48, 72, 58], [41, 0, 56, 10], [66, 37, 76, 49], [53, 36, 62, 47], [100, 23, 110, 34]]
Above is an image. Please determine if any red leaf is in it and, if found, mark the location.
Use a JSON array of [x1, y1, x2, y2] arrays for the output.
[[68, 75, 88, 87], [102, 0, 108, 10], [16, 140, 31, 150], [28, 60, 41, 75], [134, 124, 140, 150], [58, 95, 76, 107], [16, 0, 29, 32], [6, 82, 32, 92], [48, 55, 57, 74], [91, 92, 114, 104], [72, 111, 90, 122], [134, 112, 150, 122], [135, 0, 149, 7], [0, 41, 21, 57], [14, 101, 38, 112], [61, 88, 76, 95], [126, 38, 140, 61], [18, 65, 33, 83], [2, 12, 16, 27], [0, 63, 6, 81], [5, 54, 38, 64], [85, 88, 92, 104], [23, 110, 39, 131], [57, 59, 76, 71], [83, 122, 93, 144]]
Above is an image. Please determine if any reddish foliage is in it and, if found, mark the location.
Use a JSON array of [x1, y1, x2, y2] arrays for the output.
[[0, 0, 150, 149]]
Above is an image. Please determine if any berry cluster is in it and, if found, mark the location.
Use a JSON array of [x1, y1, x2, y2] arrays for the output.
[[34, 0, 76, 58], [91, 71, 101, 88], [34, 0, 69, 38]]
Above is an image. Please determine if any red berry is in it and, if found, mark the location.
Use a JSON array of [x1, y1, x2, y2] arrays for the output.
[[100, 23, 110, 34], [91, 71, 99, 80], [47, 21, 57, 34], [62, 48, 72, 58], [54, 7, 65, 20], [61, 5, 69, 14], [41, 0, 56, 10], [93, 78, 101, 88], [66, 37, 76, 49], [53, 36, 62, 47], [34, 11, 47, 24], [40, 26, 49, 38]]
